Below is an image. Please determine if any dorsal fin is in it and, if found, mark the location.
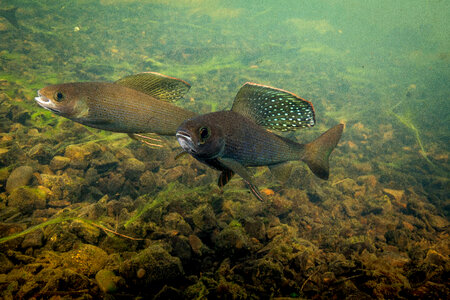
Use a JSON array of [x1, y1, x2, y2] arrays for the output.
[[115, 72, 191, 102], [231, 83, 315, 131]]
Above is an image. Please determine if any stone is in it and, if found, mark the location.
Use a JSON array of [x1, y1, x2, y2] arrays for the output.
[[0, 252, 14, 273], [383, 188, 405, 203], [139, 170, 158, 194], [192, 204, 217, 232], [424, 249, 448, 266], [64, 244, 109, 276], [90, 151, 119, 173], [169, 235, 192, 261], [6, 165, 33, 193], [49, 156, 70, 171], [188, 234, 203, 255], [164, 212, 192, 235], [28, 143, 52, 164], [69, 220, 102, 244], [123, 158, 146, 180], [21, 228, 44, 249], [244, 219, 266, 240], [95, 269, 121, 293], [7, 186, 46, 214], [215, 225, 250, 253], [119, 244, 184, 284]]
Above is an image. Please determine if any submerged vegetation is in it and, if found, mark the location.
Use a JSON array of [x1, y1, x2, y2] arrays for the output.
[[0, 0, 448, 298]]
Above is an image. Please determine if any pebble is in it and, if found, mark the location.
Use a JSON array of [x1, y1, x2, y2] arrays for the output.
[[6, 165, 33, 193], [95, 269, 120, 293], [49, 156, 71, 171], [7, 186, 46, 214]]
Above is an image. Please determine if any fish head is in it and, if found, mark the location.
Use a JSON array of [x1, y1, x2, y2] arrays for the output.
[[176, 115, 225, 159], [35, 83, 89, 118]]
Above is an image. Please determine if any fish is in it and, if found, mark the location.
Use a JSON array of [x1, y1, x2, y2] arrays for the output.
[[176, 82, 343, 201], [35, 72, 197, 136]]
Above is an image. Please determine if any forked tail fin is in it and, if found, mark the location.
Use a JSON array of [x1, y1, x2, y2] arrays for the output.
[[303, 124, 344, 179]]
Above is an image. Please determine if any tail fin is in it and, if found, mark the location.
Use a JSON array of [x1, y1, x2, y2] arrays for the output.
[[303, 124, 344, 179]]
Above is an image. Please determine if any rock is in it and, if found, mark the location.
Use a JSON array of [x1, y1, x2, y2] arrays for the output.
[[64, 145, 90, 169], [169, 235, 192, 261], [28, 143, 52, 164], [244, 218, 266, 240], [64, 244, 109, 276], [106, 199, 123, 217], [0, 252, 14, 273], [164, 212, 193, 235], [0, 223, 27, 251], [383, 188, 405, 203], [46, 226, 78, 252], [123, 158, 146, 180], [69, 220, 102, 244], [0, 167, 9, 185], [192, 204, 217, 232], [154, 285, 182, 300], [119, 244, 184, 284], [215, 225, 250, 254], [164, 166, 184, 183], [90, 151, 119, 173], [98, 172, 125, 194], [188, 234, 203, 256], [95, 269, 122, 293], [342, 196, 361, 218], [49, 156, 70, 171], [424, 249, 448, 266], [6, 165, 33, 193], [139, 170, 158, 194], [7, 186, 46, 214], [21, 228, 44, 249]]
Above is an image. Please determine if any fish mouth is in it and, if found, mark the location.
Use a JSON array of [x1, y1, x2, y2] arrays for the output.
[[176, 130, 197, 154], [34, 90, 60, 113]]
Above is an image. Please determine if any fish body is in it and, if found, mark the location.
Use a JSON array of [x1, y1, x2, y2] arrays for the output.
[[178, 110, 303, 167], [176, 83, 343, 200], [35, 72, 197, 135]]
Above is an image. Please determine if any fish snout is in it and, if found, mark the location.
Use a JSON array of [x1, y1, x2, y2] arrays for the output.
[[176, 131, 196, 154], [34, 90, 60, 113]]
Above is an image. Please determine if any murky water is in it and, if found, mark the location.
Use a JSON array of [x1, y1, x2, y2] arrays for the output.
[[0, 0, 448, 298]]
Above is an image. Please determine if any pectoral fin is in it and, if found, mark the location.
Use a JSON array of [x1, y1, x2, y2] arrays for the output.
[[218, 169, 234, 188], [115, 72, 191, 102], [218, 158, 264, 201], [128, 133, 164, 149]]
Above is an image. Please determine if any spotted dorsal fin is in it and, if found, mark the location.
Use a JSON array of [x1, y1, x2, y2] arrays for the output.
[[115, 72, 191, 102], [231, 83, 315, 131]]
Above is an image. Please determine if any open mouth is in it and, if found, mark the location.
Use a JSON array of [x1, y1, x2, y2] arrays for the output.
[[34, 91, 60, 113], [176, 130, 196, 154]]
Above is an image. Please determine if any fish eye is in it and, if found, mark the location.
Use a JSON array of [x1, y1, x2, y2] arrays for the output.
[[53, 92, 64, 102], [198, 126, 210, 144]]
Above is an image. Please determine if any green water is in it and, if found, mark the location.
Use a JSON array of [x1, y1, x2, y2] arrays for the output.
[[0, 0, 449, 298]]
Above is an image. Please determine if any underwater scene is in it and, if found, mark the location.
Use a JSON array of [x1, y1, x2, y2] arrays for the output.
[[0, 0, 449, 298]]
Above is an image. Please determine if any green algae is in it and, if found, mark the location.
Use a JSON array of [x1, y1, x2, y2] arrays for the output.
[[0, 216, 75, 244], [391, 111, 434, 166]]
